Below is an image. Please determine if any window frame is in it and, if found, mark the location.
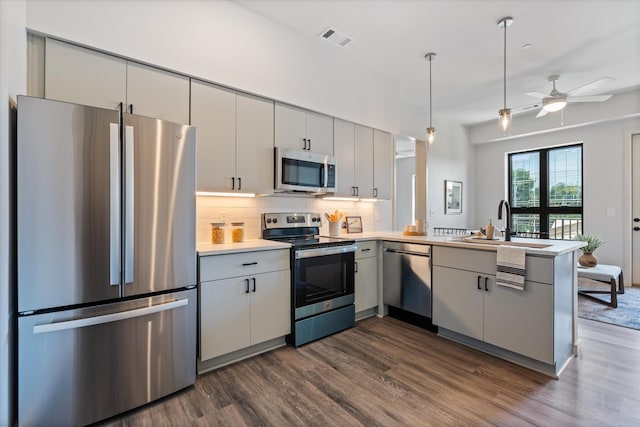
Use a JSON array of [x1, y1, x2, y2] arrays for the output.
[[507, 143, 583, 239]]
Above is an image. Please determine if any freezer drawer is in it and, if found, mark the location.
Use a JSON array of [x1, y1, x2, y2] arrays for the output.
[[18, 289, 196, 427]]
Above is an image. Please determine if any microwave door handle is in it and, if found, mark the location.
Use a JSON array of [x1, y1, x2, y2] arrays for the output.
[[109, 123, 120, 286], [124, 125, 135, 285], [324, 161, 328, 188]]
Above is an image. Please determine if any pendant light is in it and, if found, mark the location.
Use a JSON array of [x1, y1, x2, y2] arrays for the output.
[[425, 52, 436, 145], [497, 17, 513, 135]]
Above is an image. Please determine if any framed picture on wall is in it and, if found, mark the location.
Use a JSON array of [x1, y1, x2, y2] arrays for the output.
[[346, 216, 363, 233], [445, 180, 462, 214]]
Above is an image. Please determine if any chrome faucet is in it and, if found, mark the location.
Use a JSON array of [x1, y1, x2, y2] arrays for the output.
[[497, 199, 512, 241]]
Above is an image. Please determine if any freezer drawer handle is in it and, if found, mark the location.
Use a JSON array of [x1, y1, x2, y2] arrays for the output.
[[33, 298, 189, 334]]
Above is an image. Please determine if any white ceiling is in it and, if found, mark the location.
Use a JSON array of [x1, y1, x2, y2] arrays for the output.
[[233, 0, 640, 126]]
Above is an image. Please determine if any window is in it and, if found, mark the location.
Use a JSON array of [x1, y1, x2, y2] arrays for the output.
[[508, 144, 582, 239]]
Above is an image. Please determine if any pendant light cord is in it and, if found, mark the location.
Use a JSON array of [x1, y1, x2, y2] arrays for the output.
[[429, 56, 433, 127], [503, 20, 507, 109]]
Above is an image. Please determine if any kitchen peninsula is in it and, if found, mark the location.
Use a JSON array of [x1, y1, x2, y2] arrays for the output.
[[198, 233, 585, 378]]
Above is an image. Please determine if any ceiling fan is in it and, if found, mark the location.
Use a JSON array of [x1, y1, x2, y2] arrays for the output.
[[523, 75, 613, 118]]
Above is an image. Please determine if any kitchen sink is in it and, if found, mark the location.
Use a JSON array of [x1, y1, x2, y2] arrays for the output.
[[452, 237, 552, 249]]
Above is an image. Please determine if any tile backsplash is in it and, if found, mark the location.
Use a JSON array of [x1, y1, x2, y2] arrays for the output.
[[197, 195, 392, 244]]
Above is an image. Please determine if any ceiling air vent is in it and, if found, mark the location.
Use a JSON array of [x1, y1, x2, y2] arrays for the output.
[[319, 27, 353, 48]]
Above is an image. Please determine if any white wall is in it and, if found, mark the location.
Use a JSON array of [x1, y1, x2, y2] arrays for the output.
[[1, 1, 27, 424], [395, 157, 415, 230], [25, 0, 401, 134], [473, 115, 640, 266], [424, 118, 475, 231]]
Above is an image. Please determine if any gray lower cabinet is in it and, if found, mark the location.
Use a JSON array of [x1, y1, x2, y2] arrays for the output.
[[199, 249, 290, 363], [432, 245, 555, 365], [433, 265, 553, 364], [354, 241, 378, 315]]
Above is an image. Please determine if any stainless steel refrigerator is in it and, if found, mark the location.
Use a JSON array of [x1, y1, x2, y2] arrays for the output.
[[16, 96, 197, 426]]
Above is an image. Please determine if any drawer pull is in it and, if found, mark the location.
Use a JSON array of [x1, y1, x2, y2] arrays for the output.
[[361, 248, 371, 252], [242, 262, 258, 266]]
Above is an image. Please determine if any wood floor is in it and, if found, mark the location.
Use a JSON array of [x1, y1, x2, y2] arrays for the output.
[[101, 316, 640, 426]]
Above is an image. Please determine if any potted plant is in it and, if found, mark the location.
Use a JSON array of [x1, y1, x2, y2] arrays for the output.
[[573, 233, 606, 267]]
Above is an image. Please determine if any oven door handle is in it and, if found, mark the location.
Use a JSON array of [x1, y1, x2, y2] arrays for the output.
[[295, 245, 357, 259]]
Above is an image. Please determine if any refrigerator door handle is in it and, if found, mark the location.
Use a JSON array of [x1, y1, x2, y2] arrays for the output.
[[124, 125, 135, 284], [109, 123, 121, 286], [32, 298, 189, 334]]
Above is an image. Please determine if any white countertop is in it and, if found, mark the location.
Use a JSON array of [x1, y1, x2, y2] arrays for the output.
[[329, 231, 585, 256], [197, 231, 585, 257], [197, 239, 291, 256]]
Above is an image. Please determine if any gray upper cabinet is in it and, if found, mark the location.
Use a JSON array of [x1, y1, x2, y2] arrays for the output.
[[275, 103, 333, 154], [44, 39, 189, 124], [126, 62, 189, 124], [334, 119, 393, 199], [373, 130, 393, 199], [354, 125, 374, 198], [333, 119, 356, 197], [45, 38, 126, 111], [191, 80, 274, 194]]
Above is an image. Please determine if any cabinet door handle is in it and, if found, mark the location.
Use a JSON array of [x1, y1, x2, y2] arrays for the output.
[[128, 104, 133, 114], [245, 278, 250, 294], [252, 277, 256, 292], [634, 227, 640, 231], [242, 262, 258, 266], [477, 276, 482, 290], [238, 177, 242, 190], [231, 177, 235, 190], [485, 277, 489, 291], [355, 187, 359, 196], [354, 261, 358, 273], [351, 186, 356, 196], [373, 188, 378, 198], [302, 138, 307, 150], [308, 139, 311, 150]]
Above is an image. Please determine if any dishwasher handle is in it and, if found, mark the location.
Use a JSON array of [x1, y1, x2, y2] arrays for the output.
[[383, 248, 431, 257]]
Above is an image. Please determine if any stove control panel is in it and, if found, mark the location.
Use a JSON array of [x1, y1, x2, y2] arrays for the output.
[[263, 212, 322, 229]]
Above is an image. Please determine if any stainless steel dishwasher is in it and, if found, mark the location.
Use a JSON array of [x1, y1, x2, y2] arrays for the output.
[[383, 241, 432, 318]]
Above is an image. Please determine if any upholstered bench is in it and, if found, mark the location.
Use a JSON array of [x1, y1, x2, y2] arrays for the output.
[[577, 264, 624, 308]]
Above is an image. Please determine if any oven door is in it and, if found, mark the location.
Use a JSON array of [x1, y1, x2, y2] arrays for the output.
[[293, 245, 355, 320]]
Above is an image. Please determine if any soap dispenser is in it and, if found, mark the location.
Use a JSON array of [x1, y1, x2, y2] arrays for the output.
[[485, 219, 495, 240]]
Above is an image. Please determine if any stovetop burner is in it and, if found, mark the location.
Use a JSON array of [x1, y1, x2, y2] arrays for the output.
[[262, 212, 355, 249]]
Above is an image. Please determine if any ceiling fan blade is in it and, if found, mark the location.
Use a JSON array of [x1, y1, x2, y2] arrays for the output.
[[512, 103, 541, 114], [536, 109, 549, 118], [567, 94, 613, 103], [566, 77, 612, 96], [525, 91, 548, 98]]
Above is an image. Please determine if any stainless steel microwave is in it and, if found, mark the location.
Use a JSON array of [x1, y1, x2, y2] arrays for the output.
[[275, 147, 336, 194]]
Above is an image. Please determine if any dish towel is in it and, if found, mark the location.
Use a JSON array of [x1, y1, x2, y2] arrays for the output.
[[496, 245, 526, 291]]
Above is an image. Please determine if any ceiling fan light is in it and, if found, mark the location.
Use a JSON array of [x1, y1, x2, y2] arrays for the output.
[[426, 127, 436, 145], [542, 98, 567, 112]]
